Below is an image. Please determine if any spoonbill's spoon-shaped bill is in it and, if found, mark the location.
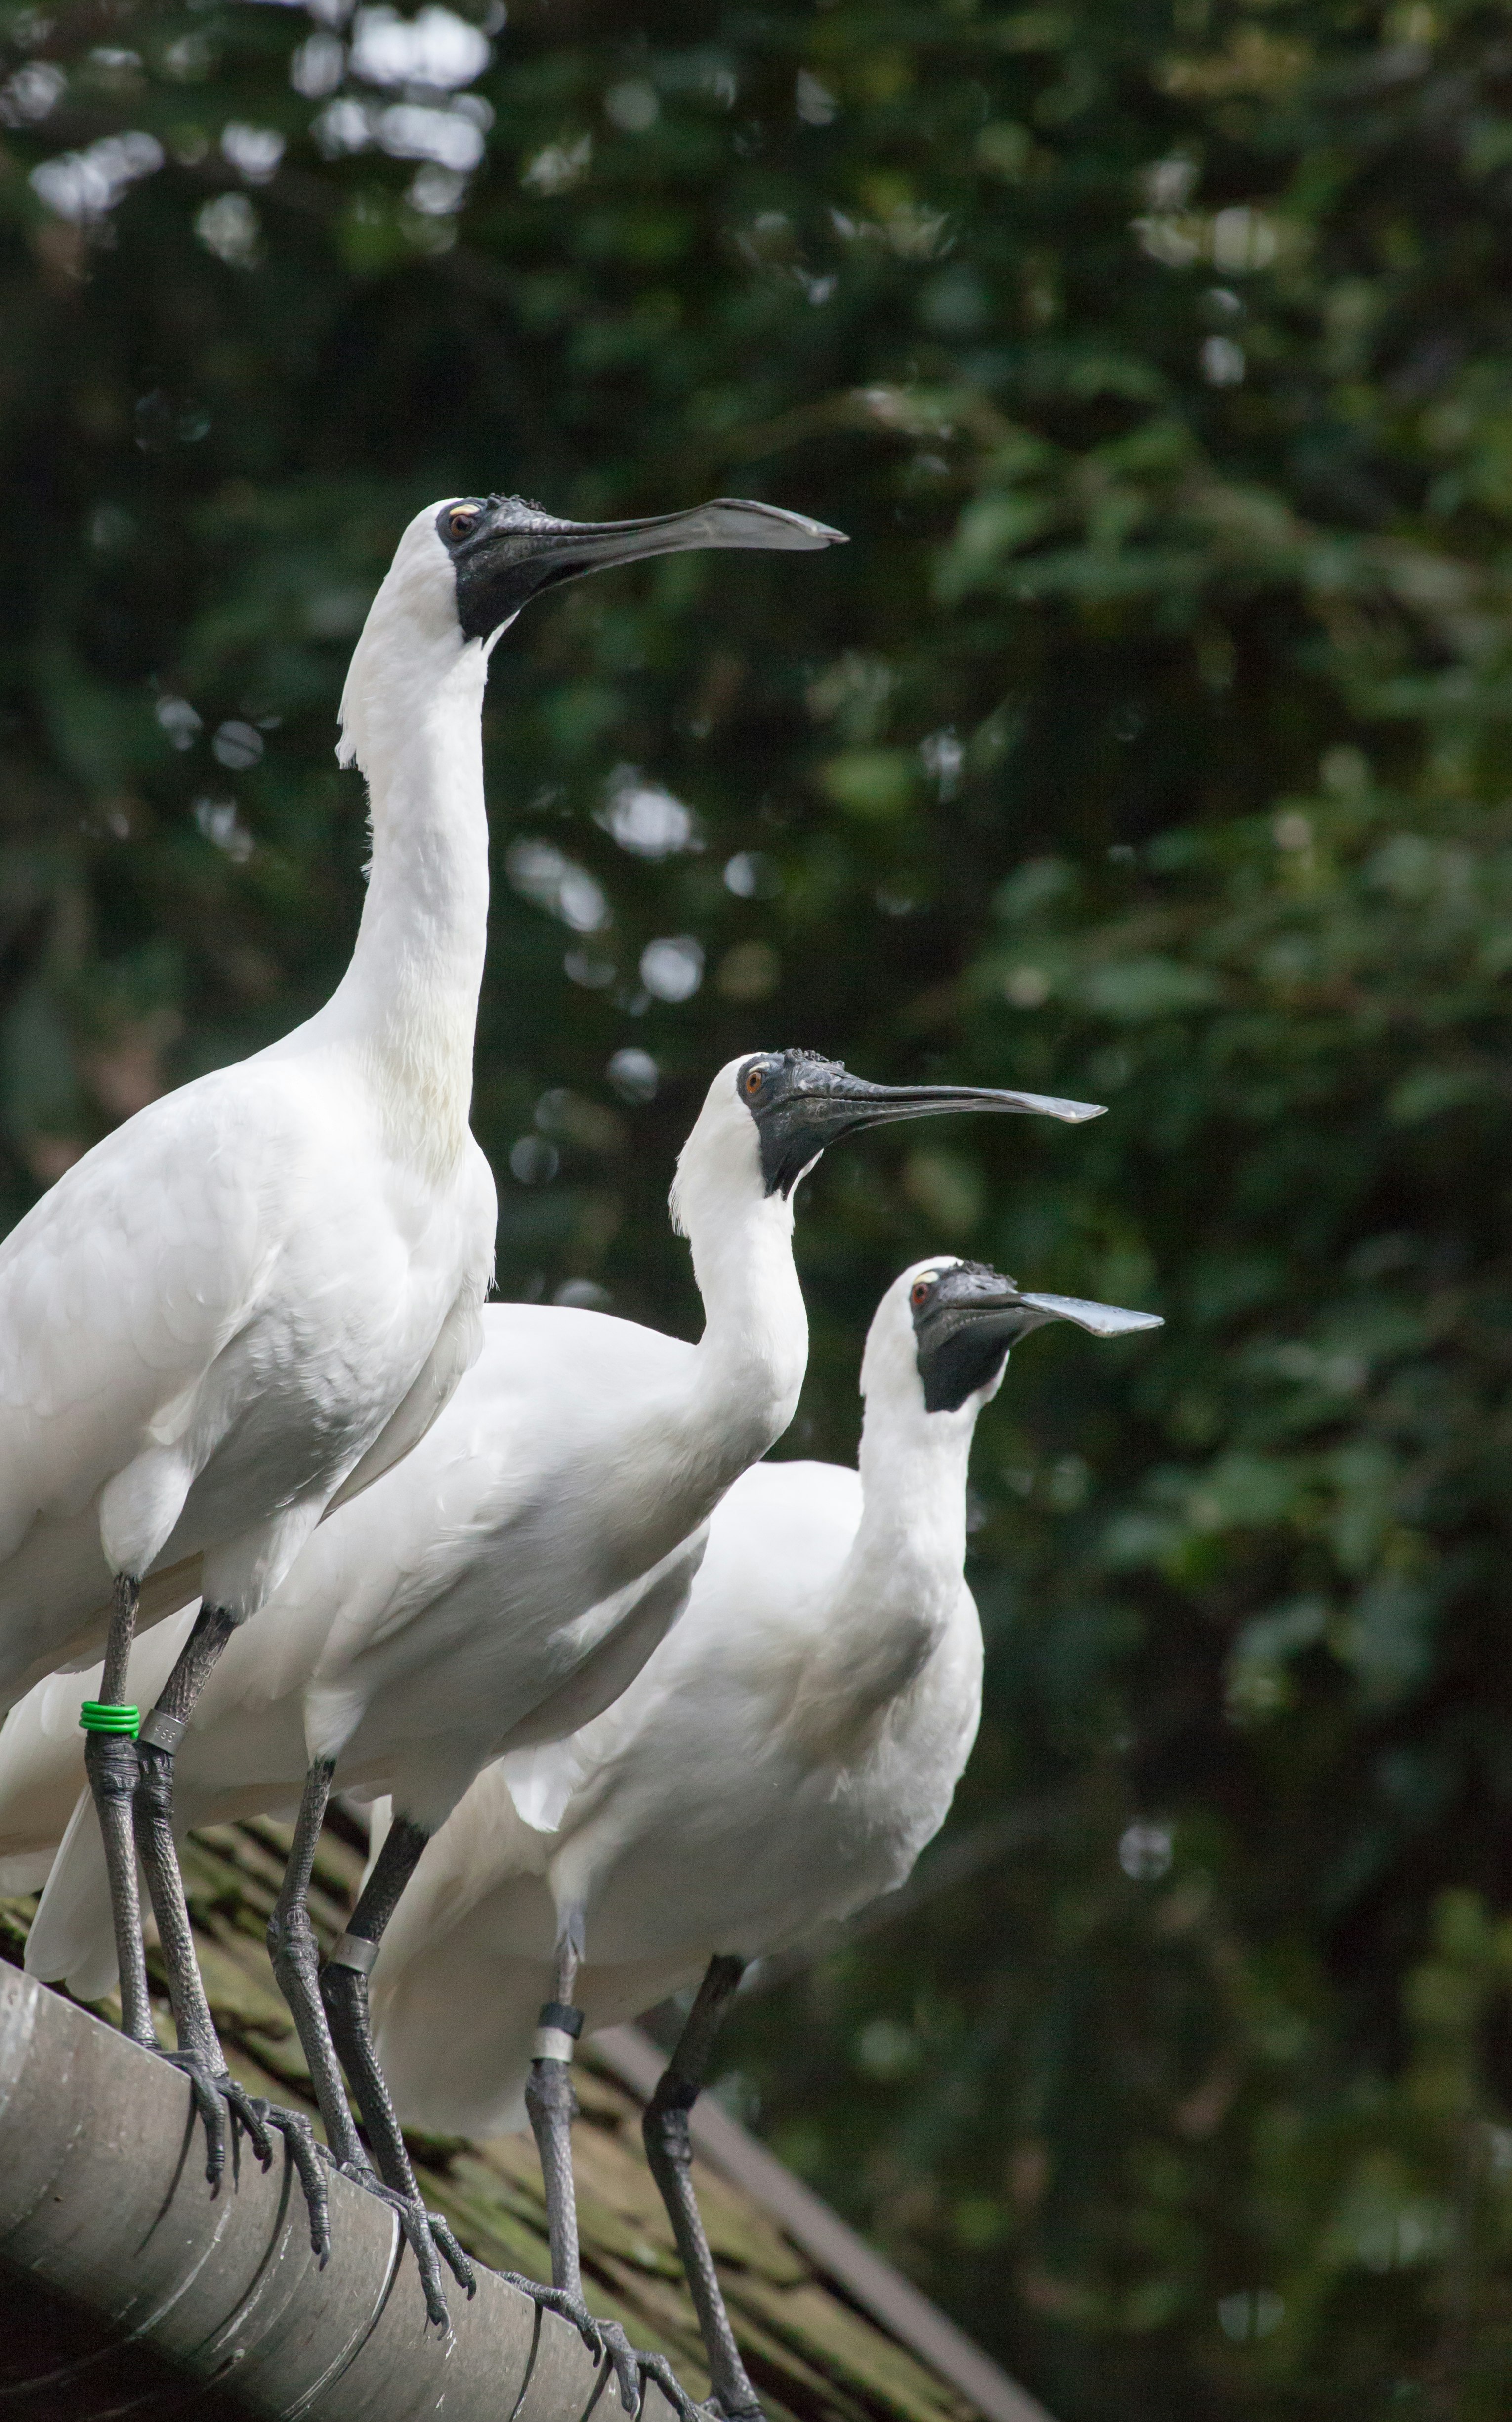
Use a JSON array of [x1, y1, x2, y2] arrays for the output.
[[439, 492, 844, 640], [1016, 1291, 1165, 1334], [902, 1258, 1163, 1412], [730, 1049, 1104, 1202], [359, 1254, 1160, 2415]]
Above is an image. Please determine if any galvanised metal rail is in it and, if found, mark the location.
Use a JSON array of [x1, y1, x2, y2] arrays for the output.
[[0, 1962, 670, 2422]]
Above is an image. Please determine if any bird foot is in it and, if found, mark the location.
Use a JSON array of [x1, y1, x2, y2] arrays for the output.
[[336, 2163, 475, 2329], [705, 2398, 765, 2422], [159, 2050, 274, 2193], [497, 2272, 614, 2365], [244, 2095, 334, 2262], [595, 2320, 709, 2422]]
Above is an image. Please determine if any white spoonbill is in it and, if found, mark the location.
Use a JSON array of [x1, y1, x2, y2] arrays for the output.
[[361, 1258, 1162, 2418], [2, 1058, 1100, 2359], [0, 489, 842, 2244]]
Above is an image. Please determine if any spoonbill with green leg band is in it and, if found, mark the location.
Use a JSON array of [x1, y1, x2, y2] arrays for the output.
[[0, 487, 843, 2311]]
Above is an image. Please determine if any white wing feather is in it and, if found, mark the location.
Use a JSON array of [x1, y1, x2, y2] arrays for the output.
[[0, 1301, 706, 1914], [0, 1056, 495, 1705], [0, 1076, 275, 1690], [372, 1452, 984, 2139]]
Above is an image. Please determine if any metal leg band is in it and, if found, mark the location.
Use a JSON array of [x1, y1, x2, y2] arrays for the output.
[[327, 1931, 379, 1976], [533, 2001, 584, 2064], [533, 2027, 579, 2064], [139, 1708, 188, 1753]]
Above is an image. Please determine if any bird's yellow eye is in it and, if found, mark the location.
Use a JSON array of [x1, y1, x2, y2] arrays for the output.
[[449, 506, 480, 541], [912, 1276, 937, 1307], [745, 1067, 764, 1096]]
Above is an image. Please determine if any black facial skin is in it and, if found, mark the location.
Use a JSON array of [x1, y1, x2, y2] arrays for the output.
[[908, 1262, 1056, 1413], [437, 494, 845, 642], [735, 1051, 1106, 1200]]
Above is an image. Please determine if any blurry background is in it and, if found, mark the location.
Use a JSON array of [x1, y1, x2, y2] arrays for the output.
[[3, 0, 1512, 2413]]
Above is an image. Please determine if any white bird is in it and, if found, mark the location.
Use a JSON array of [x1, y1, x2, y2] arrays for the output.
[[0, 1056, 1101, 2368], [356, 1257, 1163, 2418], [0, 487, 841, 2272]]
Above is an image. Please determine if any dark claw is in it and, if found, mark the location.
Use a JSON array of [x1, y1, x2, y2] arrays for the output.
[[498, 2274, 606, 2362], [428, 2209, 477, 2295], [335, 2165, 470, 2330], [159, 2052, 273, 2191], [246, 2096, 333, 2263], [161, 2051, 225, 2190], [601, 2320, 642, 2416], [220, 2074, 277, 2170], [393, 2196, 455, 2331], [597, 2323, 709, 2422]]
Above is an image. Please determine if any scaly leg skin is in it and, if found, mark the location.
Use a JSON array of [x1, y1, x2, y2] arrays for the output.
[[319, 1813, 480, 2331], [526, 1923, 705, 2422], [265, 1756, 383, 2261], [83, 1573, 155, 2049], [642, 1956, 764, 2422], [268, 1759, 366, 2163], [133, 1599, 311, 2215]]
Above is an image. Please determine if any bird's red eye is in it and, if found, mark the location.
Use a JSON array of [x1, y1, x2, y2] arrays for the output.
[[912, 1277, 936, 1307], [745, 1067, 764, 1096], [449, 507, 479, 540]]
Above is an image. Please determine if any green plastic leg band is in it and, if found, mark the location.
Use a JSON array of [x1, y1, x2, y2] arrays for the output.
[[79, 1701, 140, 1737]]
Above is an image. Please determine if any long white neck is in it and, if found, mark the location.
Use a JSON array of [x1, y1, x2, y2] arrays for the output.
[[673, 1184, 809, 1496], [319, 617, 491, 1177], [800, 1392, 973, 1738]]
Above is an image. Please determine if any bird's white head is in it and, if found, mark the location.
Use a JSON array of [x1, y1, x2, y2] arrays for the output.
[[669, 1054, 775, 1243], [338, 501, 473, 773], [863, 1256, 1164, 1428], [337, 493, 846, 776]]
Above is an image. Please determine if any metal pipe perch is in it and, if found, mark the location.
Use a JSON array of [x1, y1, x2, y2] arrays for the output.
[[0, 1962, 675, 2422]]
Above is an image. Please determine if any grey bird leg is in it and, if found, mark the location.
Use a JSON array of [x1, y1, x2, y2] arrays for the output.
[[132, 1602, 278, 2194], [319, 1812, 481, 2331], [267, 1759, 367, 2173], [256, 1751, 401, 2264], [527, 1924, 587, 2302], [643, 1955, 764, 2422], [84, 1573, 155, 2049], [527, 1923, 706, 2422]]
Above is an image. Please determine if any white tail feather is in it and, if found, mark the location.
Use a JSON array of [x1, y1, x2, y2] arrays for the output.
[[25, 1784, 118, 2002]]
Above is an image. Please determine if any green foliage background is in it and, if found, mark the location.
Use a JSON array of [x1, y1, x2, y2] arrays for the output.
[[5, 0, 1512, 2412]]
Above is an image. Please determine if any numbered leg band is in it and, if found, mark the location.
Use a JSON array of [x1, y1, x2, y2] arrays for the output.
[[532, 2000, 584, 2064], [327, 1932, 379, 1976], [79, 1702, 139, 1737], [139, 1709, 187, 1753]]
